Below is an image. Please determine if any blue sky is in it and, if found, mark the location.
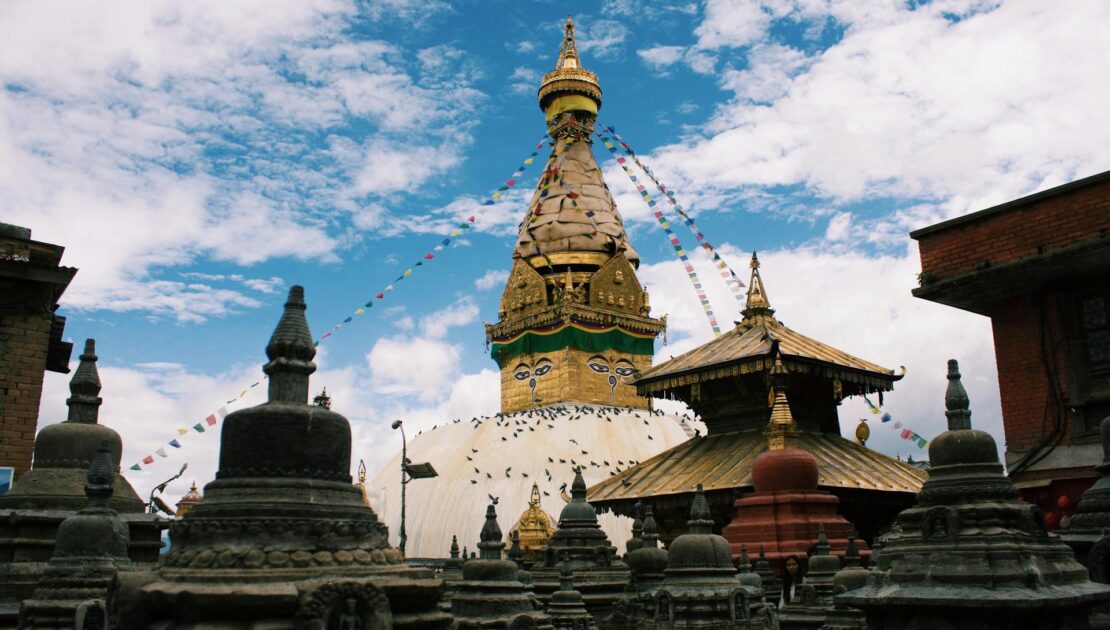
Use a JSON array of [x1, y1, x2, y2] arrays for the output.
[[5, 0, 1109, 499]]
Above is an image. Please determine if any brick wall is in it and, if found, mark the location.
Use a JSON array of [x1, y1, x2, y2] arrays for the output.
[[917, 179, 1110, 281], [989, 292, 1072, 452], [0, 312, 53, 476]]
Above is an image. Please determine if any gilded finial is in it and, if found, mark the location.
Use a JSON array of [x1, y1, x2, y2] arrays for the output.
[[538, 15, 602, 120], [66, 339, 102, 424], [312, 387, 331, 409], [765, 346, 797, 449], [855, 418, 870, 447], [742, 252, 774, 323]]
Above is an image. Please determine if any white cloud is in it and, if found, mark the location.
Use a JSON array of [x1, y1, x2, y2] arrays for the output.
[[367, 336, 462, 401], [643, 0, 1110, 226], [475, 269, 509, 291], [508, 66, 542, 95], [576, 19, 630, 60], [694, 0, 772, 50], [638, 45, 686, 67], [0, 0, 483, 322], [420, 296, 479, 339]]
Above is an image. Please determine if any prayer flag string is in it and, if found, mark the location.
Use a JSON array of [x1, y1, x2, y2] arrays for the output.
[[599, 125, 747, 302], [864, 394, 930, 450], [595, 129, 722, 336], [126, 136, 549, 472]]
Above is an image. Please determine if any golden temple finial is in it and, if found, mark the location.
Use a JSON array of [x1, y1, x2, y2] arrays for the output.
[[742, 251, 775, 324], [538, 15, 602, 121], [511, 482, 556, 564], [764, 349, 798, 450], [356, 459, 372, 508]]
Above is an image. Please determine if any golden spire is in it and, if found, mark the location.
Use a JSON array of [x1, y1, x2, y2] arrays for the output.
[[764, 351, 798, 450], [511, 482, 556, 564], [538, 16, 602, 120], [741, 251, 775, 324], [356, 459, 372, 508], [175, 481, 204, 517]]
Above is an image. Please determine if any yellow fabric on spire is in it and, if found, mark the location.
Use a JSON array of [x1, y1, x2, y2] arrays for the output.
[[544, 94, 599, 121]]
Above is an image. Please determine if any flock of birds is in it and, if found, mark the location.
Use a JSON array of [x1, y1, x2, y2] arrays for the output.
[[407, 403, 702, 500]]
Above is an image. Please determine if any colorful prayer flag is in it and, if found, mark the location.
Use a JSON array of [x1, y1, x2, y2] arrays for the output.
[[169, 439, 182, 448], [178, 428, 188, 436], [130, 463, 141, 471], [142, 455, 154, 465], [155, 448, 167, 458], [206, 414, 217, 426], [193, 423, 205, 433]]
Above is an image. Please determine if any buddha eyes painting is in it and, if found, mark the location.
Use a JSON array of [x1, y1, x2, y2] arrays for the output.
[[513, 358, 554, 402], [586, 355, 638, 400]]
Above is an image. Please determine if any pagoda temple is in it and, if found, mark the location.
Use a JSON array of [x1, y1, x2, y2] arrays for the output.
[[369, 16, 689, 557], [588, 253, 927, 545]]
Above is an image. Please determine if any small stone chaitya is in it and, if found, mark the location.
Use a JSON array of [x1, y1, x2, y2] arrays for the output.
[[839, 360, 1110, 629]]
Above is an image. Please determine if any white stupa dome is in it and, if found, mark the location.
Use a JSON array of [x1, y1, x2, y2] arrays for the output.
[[368, 403, 694, 558]]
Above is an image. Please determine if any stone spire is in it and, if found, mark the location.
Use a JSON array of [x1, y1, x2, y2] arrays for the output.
[[838, 359, 1110, 629], [687, 483, 715, 535], [66, 339, 102, 423], [625, 501, 644, 557], [18, 442, 134, 628], [780, 523, 841, 626], [263, 285, 316, 404], [111, 286, 453, 629], [734, 545, 763, 593], [530, 469, 629, 621]]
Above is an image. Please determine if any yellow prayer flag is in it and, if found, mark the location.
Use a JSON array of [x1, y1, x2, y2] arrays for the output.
[[355, 308, 365, 315], [404, 269, 412, 276]]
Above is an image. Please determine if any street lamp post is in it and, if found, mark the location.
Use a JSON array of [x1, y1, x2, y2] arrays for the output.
[[391, 419, 438, 558], [392, 419, 409, 555]]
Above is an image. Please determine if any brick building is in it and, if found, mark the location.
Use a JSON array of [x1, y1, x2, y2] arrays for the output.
[[911, 170, 1110, 527], [0, 223, 76, 477]]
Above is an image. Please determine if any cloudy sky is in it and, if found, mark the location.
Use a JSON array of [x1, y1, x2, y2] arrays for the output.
[[8, 0, 1109, 503]]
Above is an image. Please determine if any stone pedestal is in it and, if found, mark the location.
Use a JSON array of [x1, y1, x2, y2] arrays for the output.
[[531, 470, 630, 622], [839, 360, 1110, 630], [109, 287, 452, 630]]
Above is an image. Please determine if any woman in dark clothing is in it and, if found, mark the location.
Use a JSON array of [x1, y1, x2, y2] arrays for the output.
[[778, 555, 806, 608]]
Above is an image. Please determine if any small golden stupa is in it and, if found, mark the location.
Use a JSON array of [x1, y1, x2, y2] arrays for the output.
[[174, 481, 203, 517], [510, 483, 556, 564], [356, 459, 372, 508]]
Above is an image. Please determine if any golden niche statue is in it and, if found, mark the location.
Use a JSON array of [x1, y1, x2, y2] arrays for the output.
[[510, 483, 556, 564]]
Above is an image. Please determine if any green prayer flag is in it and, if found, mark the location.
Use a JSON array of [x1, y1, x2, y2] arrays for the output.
[[193, 423, 205, 433]]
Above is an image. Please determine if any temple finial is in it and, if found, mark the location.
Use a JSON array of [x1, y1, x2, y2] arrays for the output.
[[845, 532, 860, 567], [738, 544, 752, 571], [538, 16, 602, 121], [478, 502, 505, 560], [742, 252, 775, 323], [66, 339, 102, 424], [688, 484, 714, 534], [642, 504, 659, 549], [814, 523, 830, 556], [944, 359, 972, 431], [450, 534, 460, 559], [264, 286, 317, 404], [570, 468, 587, 500], [765, 345, 797, 449], [85, 440, 115, 507]]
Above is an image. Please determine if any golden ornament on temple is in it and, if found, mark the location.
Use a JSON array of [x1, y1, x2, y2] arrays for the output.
[[538, 16, 602, 121], [510, 483, 556, 564], [174, 481, 203, 518], [856, 418, 870, 447]]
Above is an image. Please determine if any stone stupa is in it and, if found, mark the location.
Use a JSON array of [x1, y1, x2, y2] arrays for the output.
[[0, 339, 164, 626], [18, 441, 133, 628], [110, 286, 453, 629], [839, 359, 1110, 629], [449, 501, 554, 629], [608, 504, 668, 630], [530, 469, 630, 621], [654, 485, 776, 629]]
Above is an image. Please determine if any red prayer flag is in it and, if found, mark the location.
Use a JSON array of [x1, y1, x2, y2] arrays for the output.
[[375, 293, 384, 299], [424, 253, 434, 260], [505, 179, 516, 186], [468, 216, 475, 222], [142, 455, 154, 465], [206, 414, 217, 426]]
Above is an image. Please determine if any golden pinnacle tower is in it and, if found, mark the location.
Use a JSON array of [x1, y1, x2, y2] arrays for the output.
[[486, 17, 665, 413]]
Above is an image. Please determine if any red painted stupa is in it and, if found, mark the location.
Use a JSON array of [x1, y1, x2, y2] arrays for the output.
[[721, 402, 871, 575]]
